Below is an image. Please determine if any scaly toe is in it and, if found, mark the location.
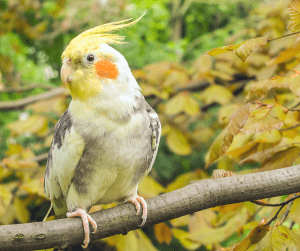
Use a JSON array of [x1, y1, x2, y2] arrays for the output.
[[66, 208, 96, 248]]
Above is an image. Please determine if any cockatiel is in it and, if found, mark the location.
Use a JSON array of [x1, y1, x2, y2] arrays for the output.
[[44, 16, 161, 248]]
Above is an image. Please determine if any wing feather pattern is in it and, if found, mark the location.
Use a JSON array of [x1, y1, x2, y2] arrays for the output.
[[145, 101, 161, 172], [44, 109, 85, 216]]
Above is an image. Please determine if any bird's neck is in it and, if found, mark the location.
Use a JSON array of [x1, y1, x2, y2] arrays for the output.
[[69, 88, 143, 123]]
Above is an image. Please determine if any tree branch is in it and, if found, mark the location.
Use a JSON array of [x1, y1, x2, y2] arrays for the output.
[[1, 164, 300, 250], [0, 83, 54, 93], [0, 87, 67, 111]]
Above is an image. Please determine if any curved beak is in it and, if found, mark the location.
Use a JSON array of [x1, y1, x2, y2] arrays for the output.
[[61, 58, 74, 85]]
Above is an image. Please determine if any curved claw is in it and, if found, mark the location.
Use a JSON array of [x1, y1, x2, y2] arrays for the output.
[[66, 208, 97, 249], [126, 196, 148, 227]]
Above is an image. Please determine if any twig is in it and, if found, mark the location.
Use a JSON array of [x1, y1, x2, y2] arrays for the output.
[[0, 87, 68, 111], [1, 164, 300, 250], [251, 194, 300, 207], [31, 153, 48, 163], [280, 194, 296, 224], [0, 84, 54, 93], [279, 124, 300, 131], [251, 194, 300, 226], [175, 80, 210, 92], [266, 204, 285, 225], [267, 31, 300, 42]]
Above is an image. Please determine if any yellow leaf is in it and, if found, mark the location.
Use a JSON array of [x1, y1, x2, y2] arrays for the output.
[[151, 87, 170, 100], [246, 75, 300, 99], [20, 148, 36, 159], [14, 197, 30, 223], [209, 69, 233, 81], [165, 93, 200, 116], [207, 37, 267, 61], [3, 158, 39, 171], [166, 129, 191, 155], [267, 41, 300, 65], [7, 115, 49, 137], [0, 165, 13, 182], [190, 127, 214, 144], [207, 44, 241, 56], [196, 85, 233, 105], [44, 134, 54, 147], [256, 226, 288, 251], [166, 172, 198, 193], [184, 94, 200, 116], [242, 106, 284, 134], [26, 96, 68, 116], [143, 61, 172, 85], [21, 176, 46, 198], [138, 176, 166, 198], [233, 223, 269, 251], [234, 37, 268, 61], [218, 103, 245, 125], [222, 103, 251, 153], [0, 204, 15, 225], [172, 229, 201, 250], [188, 210, 217, 233], [249, 223, 270, 244], [165, 93, 185, 116], [252, 129, 281, 143], [226, 133, 253, 157], [278, 225, 300, 248], [288, 194, 300, 224], [213, 203, 242, 214], [163, 70, 190, 88], [288, 0, 300, 32], [0, 185, 13, 218], [161, 124, 171, 136], [188, 207, 249, 245], [154, 222, 172, 244], [108, 230, 158, 251], [205, 129, 227, 166], [5, 143, 23, 156], [260, 146, 300, 171], [192, 54, 213, 75], [217, 155, 235, 171], [170, 215, 190, 227]]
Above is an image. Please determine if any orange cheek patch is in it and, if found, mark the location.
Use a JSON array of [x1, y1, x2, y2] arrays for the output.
[[95, 60, 119, 79]]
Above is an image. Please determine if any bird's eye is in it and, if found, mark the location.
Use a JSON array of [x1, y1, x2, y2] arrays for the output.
[[87, 54, 95, 62], [83, 53, 97, 66]]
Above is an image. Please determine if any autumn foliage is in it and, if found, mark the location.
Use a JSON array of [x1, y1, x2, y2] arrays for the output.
[[2, 0, 300, 250]]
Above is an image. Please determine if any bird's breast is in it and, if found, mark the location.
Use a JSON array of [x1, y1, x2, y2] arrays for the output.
[[71, 110, 152, 204]]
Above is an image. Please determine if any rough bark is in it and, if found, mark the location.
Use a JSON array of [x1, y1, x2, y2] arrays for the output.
[[0, 164, 300, 250]]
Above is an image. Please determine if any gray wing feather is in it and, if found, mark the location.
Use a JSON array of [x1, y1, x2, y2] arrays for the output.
[[44, 109, 85, 216]]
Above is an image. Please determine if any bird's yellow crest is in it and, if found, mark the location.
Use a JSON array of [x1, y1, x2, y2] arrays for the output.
[[62, 12, 146, 60]]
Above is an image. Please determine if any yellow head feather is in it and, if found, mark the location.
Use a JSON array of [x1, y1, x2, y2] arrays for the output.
[[62, 12, 145, 60]]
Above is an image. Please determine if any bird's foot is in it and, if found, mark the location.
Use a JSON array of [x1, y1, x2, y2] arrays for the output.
[[66, 208, 97, 249], [126, 195, 147, 227]]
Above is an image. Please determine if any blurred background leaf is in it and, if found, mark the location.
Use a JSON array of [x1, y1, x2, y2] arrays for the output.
[[2, 0, 300, 250]]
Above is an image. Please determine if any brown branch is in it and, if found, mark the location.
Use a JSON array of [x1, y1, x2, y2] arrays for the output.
[[31, 153, 49, 163], [0, 87, 68, 111], [0, 164, 300, 250], [175, 80, 210, 92], [0, 84, 54, 93]]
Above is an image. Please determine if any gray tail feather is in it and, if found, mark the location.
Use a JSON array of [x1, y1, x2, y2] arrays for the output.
[[43, 204, 53, 222]]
